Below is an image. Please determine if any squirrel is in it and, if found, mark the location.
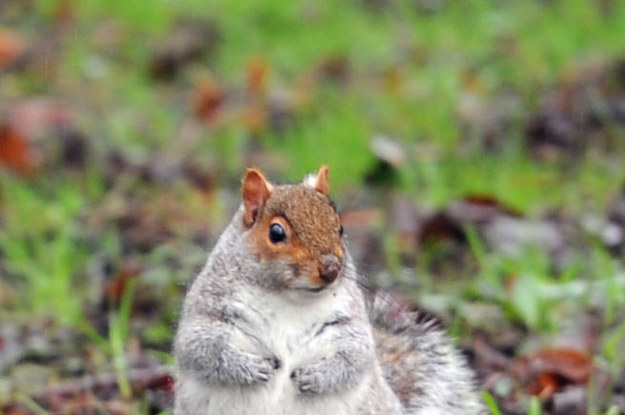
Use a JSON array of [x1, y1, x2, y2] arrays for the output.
[[173, 166, 485, 415]]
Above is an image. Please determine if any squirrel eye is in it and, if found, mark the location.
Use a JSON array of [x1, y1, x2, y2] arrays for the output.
[[269, 223, 287, 244]]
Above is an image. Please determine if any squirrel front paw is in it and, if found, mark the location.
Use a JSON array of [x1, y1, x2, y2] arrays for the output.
[[247, 355, 280, 383], [290, 365, 326, 394], [223, 349, 281, 385]]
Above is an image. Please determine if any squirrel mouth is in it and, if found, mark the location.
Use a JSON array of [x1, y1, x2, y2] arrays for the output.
[[295, 285, 327, 293], [303, 286, 326, 293]]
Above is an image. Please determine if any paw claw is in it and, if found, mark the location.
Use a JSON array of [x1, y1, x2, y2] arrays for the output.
[[247, 354, 279, 383], [291, 367, 320, 394]]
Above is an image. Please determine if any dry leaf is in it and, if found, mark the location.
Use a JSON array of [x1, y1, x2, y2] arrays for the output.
[[192, 80, 224, 124], [0, 124, 34, 174], [247, 56, 269, 98], [0, 29, 25, 70], [54, 0, 75, 25], [107, 260, 142, 301], [512, 348, 594, 400], [1, 404, 33, 415]]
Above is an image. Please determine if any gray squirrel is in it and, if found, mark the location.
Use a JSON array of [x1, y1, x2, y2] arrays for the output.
[[174, 166, 485, 415]]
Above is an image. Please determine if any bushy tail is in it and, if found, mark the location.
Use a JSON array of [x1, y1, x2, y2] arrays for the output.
[[366, 291, 486, 415]]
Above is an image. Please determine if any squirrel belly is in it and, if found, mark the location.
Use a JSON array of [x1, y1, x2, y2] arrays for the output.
[[175, 366, 393, 415]]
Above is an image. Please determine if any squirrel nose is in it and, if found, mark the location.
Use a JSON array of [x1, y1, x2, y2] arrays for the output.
[[319, 254, 341, 284]]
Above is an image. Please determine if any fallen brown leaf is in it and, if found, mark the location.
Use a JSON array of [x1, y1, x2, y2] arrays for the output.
[[512, 348, 594, 400], [0, 29, 25, 70], [1, 404, 33, 415], [247, 56, 269, 98], [192, 80, 224, 124], [54, 0, 75, 25], [107, 260, 142, 301], [0, 124, 35, 174], [534, 373, 558, 400]]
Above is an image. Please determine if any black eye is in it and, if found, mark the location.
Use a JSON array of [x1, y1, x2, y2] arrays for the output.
[[339, 225, 344, 237], [269, 223, 287, 243]]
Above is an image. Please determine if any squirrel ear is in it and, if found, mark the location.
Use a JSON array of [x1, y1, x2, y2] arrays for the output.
[[242, 168, 273, 228], [314, 165, 330, 196]]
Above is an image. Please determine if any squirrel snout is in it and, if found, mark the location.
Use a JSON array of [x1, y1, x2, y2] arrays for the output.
[[318, 254, 341, 284]]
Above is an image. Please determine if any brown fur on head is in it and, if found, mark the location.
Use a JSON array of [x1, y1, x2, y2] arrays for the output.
[[241, 166, 344, 292]]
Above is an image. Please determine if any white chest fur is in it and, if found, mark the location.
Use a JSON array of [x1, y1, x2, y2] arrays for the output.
[[186, 286, 367, 415]]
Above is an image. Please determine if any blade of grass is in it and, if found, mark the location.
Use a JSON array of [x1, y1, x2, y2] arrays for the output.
[[110, 279, 138, 399], [527, 396, 542, 415], [16, 393, 49, 415], [482, 390, 503, 415]]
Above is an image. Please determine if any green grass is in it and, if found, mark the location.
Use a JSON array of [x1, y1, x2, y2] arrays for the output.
[[0, 174, 91, 326], [22, 0, 625, 198], [483, 391, 504, 415]]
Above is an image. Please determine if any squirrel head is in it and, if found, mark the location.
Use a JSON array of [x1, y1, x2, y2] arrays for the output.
[[241, 165, 344, 293]]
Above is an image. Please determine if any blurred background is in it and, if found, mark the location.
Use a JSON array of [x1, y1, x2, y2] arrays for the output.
[[1, 0, 625, 414]]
